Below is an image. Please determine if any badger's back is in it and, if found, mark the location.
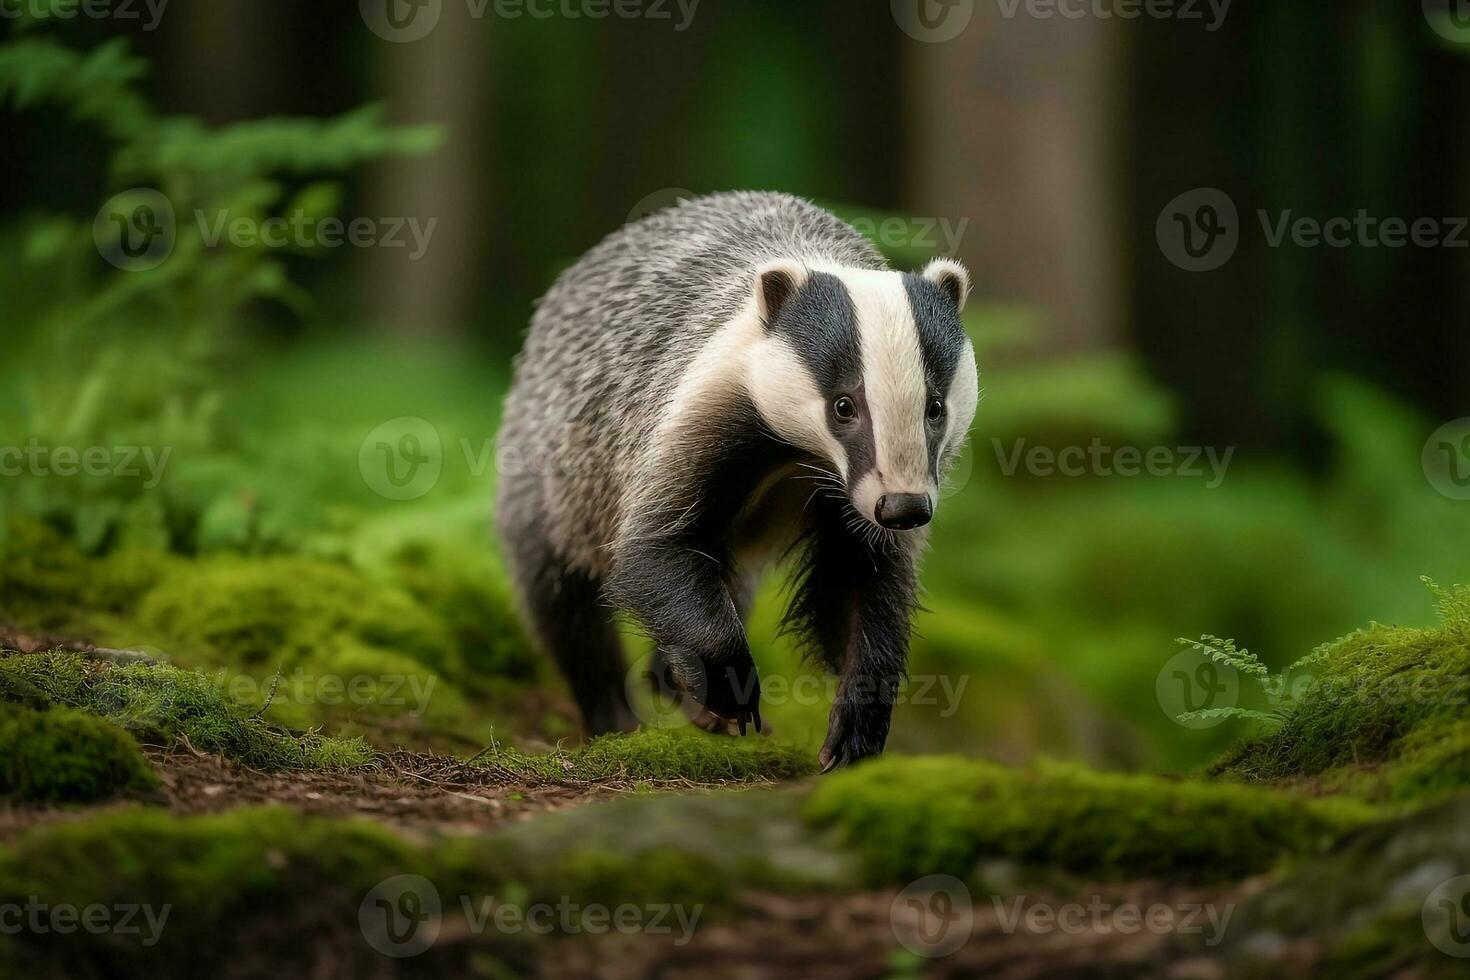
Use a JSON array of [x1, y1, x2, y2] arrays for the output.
[[497, 192, 885, 574]]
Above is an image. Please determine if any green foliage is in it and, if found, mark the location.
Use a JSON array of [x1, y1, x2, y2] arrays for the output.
[[0, 519, 541, 749], [1210, 581, 1470, 801], [1173, 635, 1336, 730], [803, 755, 1377, 885], [0, 652, 372, 771], [0, 703, 157, 803], [0, 27, 439, 553], [475, 729, 816, 785]]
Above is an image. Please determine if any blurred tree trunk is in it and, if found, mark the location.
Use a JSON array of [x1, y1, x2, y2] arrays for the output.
[[906, 12, 1126, 354], [362, 9, 493, 337]]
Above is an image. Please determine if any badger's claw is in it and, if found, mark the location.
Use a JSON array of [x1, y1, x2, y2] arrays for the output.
[[819, 694, 892, 772], [702, 658, 770, 734]]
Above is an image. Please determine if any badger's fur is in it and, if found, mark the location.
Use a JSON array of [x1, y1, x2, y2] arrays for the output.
[[495, 192, 978, 769]]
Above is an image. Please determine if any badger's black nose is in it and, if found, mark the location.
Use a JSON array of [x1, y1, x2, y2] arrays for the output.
[[876, 493, 932, 530]]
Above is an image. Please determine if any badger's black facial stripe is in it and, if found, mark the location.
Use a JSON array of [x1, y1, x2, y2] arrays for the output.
[[902, 273, 967, 395], [766, 272, 878, 485], [904, 273, 970, 483], [768, 272, 862, 391]]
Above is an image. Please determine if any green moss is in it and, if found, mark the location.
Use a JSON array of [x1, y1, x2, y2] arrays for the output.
[[386, 541, 539, 679], [802, 755, 1377, 883], [0, 652, 371, 770], [0, 518, 550, 749], [0, 703, 157, 802], [1210, 586, 1470, 800], [474, 728, 816, 785], [134, 557, 462, 675]]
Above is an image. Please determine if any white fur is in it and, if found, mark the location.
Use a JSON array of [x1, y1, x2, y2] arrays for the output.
[[811, 263, 934, 523], [923, 257, 972, 311]]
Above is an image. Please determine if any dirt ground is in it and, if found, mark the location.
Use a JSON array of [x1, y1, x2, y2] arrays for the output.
[[0, 745, 640, 840]]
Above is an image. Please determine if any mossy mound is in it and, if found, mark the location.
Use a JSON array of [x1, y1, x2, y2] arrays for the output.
[[0, 519, 545, 749], [803, 755, 1378, 883], [0, 651, 371, 770], [477, 728, 817, 785], [0, 703, 157, 803], [1210, 581, 1470, 801]]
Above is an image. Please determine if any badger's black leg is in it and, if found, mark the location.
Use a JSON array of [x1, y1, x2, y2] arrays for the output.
[[611, 538, 763, 735], [498, 482, 636, 736], [787, 498, 919, 770]]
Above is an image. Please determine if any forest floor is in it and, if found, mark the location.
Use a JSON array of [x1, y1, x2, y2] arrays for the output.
[[5, 577, 1470, 978]]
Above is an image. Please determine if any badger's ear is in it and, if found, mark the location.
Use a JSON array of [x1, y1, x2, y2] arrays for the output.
[[755, 259, 807, 327], [923, 258, 971, 313]]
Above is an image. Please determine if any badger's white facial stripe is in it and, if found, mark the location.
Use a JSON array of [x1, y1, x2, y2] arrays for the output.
[[746, 333, 848, 479], [940, 342, 980, 466], [811, 264, 932, 499]]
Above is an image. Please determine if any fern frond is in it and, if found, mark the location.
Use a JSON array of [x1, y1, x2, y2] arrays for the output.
[[1177, 707, 1280, 725], [1174, 635, 1270, 677]]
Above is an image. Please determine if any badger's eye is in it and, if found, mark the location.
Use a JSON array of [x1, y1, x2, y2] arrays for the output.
[[832, 396, 857, 421], [926, 397, 946, 424]]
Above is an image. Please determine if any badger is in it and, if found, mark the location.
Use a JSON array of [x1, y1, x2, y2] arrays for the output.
[[495, 191, 978, 770]]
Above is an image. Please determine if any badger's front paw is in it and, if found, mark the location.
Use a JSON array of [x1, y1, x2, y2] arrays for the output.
[[698, 657, 764, 736], [819, 684, 895, 772]]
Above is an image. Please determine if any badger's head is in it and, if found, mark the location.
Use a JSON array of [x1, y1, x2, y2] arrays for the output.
[[746, 258, 978, 531]]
